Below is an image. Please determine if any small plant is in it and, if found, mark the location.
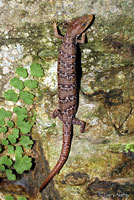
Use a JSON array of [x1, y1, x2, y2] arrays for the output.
[[10, 77, 24, 90], [16, 66, 28, 78], [24, 80, 38, 89], [13, 107, 28, 120], [124, 144, 134, 153], [0, 126, 8, 133], [6, 169, 16, 181], [0, 108, 12, 119], [0, 63, 44, 182], [19, 135, 33, 149], [5, 195, 14, 200], [0, 145, 2, 152], [4, 90, 18, 102], [30, 63, 44, 77], [8, 128, 19, 144], [7, 121, 14, 128], [0, 108, 33, 179], [3, 63, 44, 105], [4, 194, 27, 200], [19, 91, 34, 105], [17, 197, 27, 200]]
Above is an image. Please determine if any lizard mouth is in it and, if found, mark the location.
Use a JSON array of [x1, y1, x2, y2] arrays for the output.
[[87, 14, 94, 28]]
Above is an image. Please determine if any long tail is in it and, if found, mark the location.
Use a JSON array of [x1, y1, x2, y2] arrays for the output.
[[39, 124, 72, 192]]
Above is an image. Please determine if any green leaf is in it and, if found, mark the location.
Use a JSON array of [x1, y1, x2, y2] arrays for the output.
[[14, 155, 32, 174], [5, 195, 14, 200], [19, 91, 34, 104], [125, 144, 134, 153], [1, 155, 13, 166], [24, 80, 38, 89], [6, 169, 16, 181], [16, 67, 28, 78], [8, 134, 17, 144], [3, 90, 18, 102], [8, 129, 19, 144], [13, 106, 28, 120], [0, 164, 5, 171], [30, 63, 44, 77], [7, 120, 14, 128], [7, 145, 14, 154], [17, 197, 27, 200], [16, 146, 23, 155], [0, 145, 2, 152], [0, 126, 8, 133], [2, 138, 9, 145], [0, 108, 12, 120], [10, 77, 24, 90], [17, 120, 32, 134], [15, 146, 23, 160], [12, 128, 20, 136], [19, 136, 34, 149], [0, 119, 5, 127]]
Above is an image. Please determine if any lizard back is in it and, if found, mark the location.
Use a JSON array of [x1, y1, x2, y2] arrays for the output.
[[58, 36, 78, 123]]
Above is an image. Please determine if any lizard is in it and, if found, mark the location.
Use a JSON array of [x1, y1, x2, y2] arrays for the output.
[[39, 14, 94, 192]]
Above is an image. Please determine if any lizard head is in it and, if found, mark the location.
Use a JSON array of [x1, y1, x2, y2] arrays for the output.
[[66, 14, 94, 38]]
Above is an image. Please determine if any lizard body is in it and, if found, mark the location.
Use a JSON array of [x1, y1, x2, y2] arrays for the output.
[[40, 14, 94, 192]]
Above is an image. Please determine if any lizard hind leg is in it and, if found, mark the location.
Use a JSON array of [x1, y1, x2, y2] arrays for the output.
[[72, 118, 86, 133]]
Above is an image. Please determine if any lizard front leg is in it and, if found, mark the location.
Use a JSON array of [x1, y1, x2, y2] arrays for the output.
[[53, 21, 64, 40], [51, 109, 63, 121], [77, 32, 86, 44]]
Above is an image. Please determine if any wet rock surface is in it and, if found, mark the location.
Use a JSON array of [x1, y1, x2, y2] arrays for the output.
[[86, 177, 134, 199]]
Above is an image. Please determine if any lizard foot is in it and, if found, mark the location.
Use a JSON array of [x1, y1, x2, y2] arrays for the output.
[[72, 118, 86, 133]]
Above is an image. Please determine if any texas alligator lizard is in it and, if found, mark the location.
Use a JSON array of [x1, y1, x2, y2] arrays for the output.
[[40, 14, 94, 192]]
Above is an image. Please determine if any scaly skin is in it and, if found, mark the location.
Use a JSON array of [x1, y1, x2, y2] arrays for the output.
[[39, 14, 94, 192]]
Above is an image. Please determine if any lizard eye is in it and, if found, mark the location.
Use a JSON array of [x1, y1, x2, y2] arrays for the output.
[[82, 22, 87, 27]]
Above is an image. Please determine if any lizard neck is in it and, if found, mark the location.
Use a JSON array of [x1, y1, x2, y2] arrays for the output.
[[64, 34, 77, 45]]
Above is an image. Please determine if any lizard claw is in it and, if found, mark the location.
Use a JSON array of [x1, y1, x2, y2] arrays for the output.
[[51, 19, 58, 27]]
